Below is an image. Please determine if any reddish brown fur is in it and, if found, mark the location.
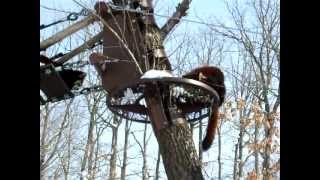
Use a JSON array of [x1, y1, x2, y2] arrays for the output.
[[40, 55, 86, 90], [183, 65, 226, 151], [40, 55, 52, 65]]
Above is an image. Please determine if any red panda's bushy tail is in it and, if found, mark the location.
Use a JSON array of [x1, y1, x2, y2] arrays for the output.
[[202, 105, 219, 151]]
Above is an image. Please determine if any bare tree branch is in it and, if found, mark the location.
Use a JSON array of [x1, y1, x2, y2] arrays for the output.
[[160, 0, 192, 39]]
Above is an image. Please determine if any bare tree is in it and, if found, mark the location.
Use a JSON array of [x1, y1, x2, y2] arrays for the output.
[[80, 91, 105, 180], [131, 123, 151, 180], [40, 100, 74, 180], [227, 53, 256, 180], [210, 0, 280, 179], [108, 115, 121, 180], [120, 119, 131, 180]]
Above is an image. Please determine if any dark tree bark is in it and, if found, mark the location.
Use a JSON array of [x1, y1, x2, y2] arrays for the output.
[[238, 112, 245, 179], [144, 85, 203, 180]]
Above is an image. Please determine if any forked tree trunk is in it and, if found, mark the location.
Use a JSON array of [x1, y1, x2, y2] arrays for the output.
[[139, 0, 203, 179]]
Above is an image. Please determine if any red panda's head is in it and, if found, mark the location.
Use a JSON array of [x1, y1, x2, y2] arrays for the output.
[[89, 53, 107, 74]]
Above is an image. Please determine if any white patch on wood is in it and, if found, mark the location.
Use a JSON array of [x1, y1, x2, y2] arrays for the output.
[[141, 70, 173, 79]]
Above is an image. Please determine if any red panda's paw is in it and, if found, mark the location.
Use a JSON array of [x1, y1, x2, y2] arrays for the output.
[[89, 53, 105, 64]]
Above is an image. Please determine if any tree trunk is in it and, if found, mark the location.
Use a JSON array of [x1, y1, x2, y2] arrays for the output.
[[145, 84, 204, 180], [80, 104, 96, 180], [92, 131, 101, 180], [140, 1, 203, 179], [145, 86, 203, 179], [120, 119, 130, 180], [155, 148, 161, 180], [198, 120, 203, 162], [262, 114, 273, 180], [254, 117, 260, 177], [233, 142, 238, 180], [88, 132, 96, 179], [217, 126, 222, 180], [156, 120, 204, 180], [109, 116, 120, 180], [238, 118, 245, 179], [142, 123, 149, 180], [40, 106, 50, 180], [63, 112, 74, 180]]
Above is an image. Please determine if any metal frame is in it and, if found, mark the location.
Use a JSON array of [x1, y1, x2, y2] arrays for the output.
[[107, 77, 220, 123]]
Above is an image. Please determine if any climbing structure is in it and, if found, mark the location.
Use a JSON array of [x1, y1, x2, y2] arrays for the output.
[[90, 2, 221, 124], [40, 1, 221, 125]]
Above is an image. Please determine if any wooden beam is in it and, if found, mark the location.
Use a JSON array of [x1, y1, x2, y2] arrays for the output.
[[40, 15, 97, 51], [54, 31, 103, 66]]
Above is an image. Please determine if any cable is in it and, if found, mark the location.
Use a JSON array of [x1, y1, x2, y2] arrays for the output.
[[40, 7, 90, 30], [41, 3, 279, 37]]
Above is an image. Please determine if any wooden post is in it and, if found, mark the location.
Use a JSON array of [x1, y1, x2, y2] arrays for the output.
[[40, 15, 97, 51]]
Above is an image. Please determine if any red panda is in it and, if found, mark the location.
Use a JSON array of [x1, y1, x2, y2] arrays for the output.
[[40, 55, 53, 65], [40, 54, 86, 91], [58, 69, 86, 90], [182, 66, 226, 151]]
